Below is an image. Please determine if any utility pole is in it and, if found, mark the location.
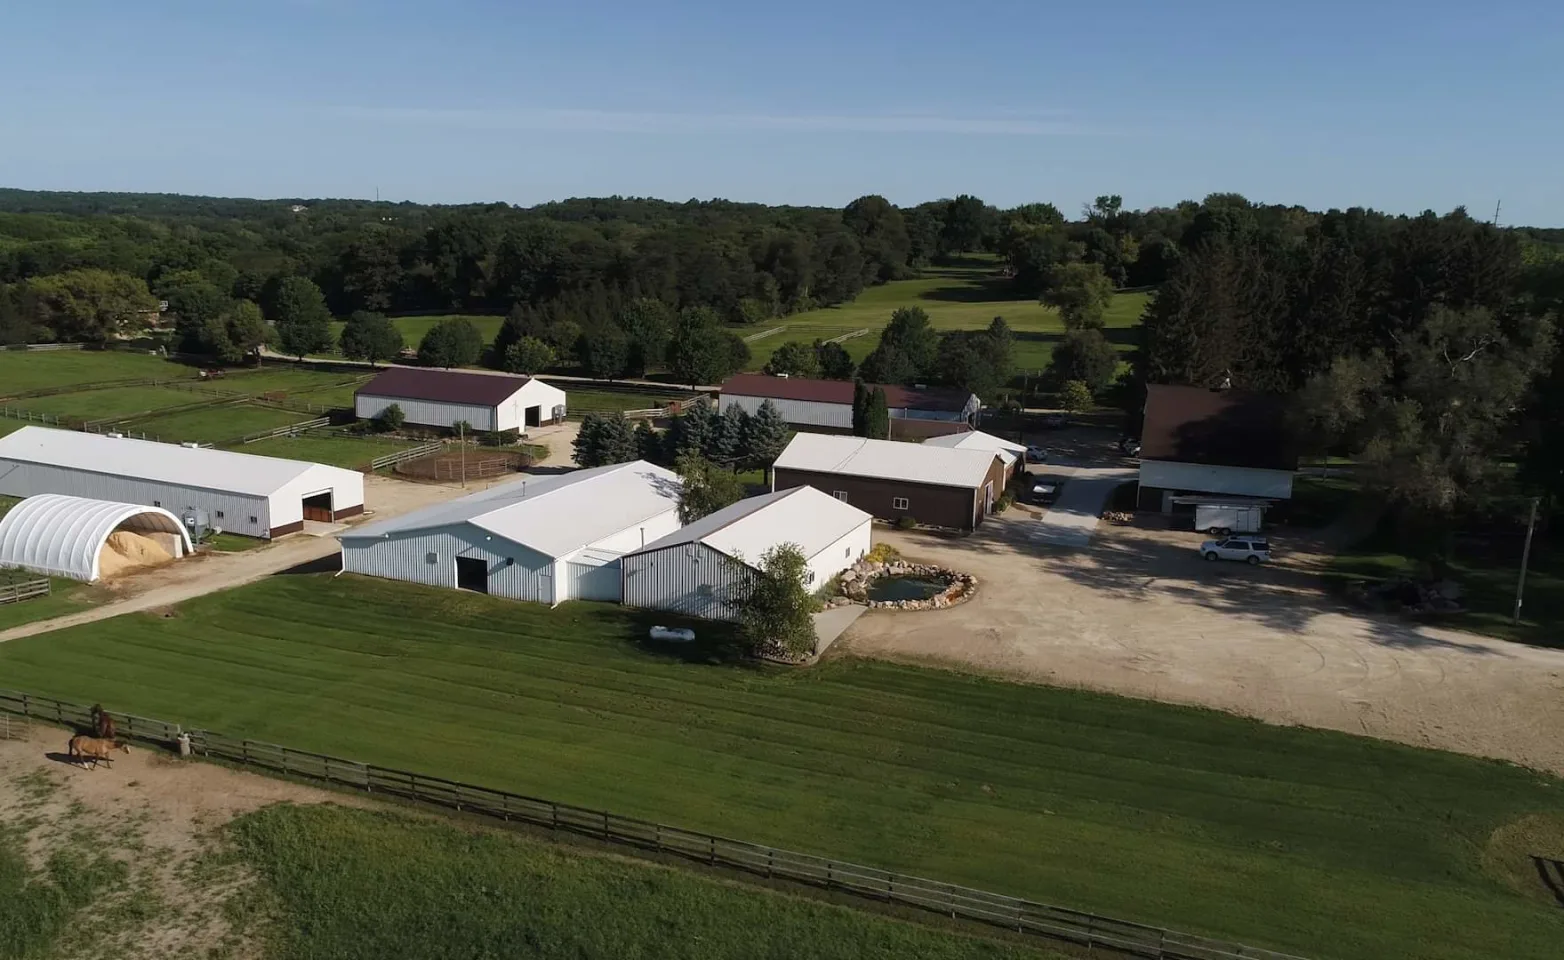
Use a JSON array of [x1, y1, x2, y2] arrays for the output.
[[1493, 199, 1502, 227], [1513, 496, 1539, 623], [459, 422, 468, 488]]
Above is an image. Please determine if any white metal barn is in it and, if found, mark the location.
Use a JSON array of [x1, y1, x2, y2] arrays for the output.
[[0, 495, 193, 582], [337, 460, 681, 604], [354, 367, 567, 433], [718, 374, 980, 434], [922, 429, 1027, 483], [0, 427, 365, 539], [621, 486, 872, 621]]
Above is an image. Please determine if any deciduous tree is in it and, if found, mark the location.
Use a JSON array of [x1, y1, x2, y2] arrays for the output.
[[418, 317, 483, 368], [502, 336, 555, 374], [1040, 262, 1114, 329], [24, 269, 158, 342], [814, 339, 855, 380], [675, 450, 745, 523], [730, 543, 820, 659], [1049, 328, 1119, 394], [338, 310, 404, 365], [763, 340, 820, 378]]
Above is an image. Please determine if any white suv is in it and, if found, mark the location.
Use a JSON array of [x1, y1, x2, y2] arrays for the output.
[[1199, 537, 1271, 565]]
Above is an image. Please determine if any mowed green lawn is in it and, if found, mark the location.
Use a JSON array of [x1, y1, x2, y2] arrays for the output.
[[743, 263, 1148, 377], [18, 385, 207, 422], [234, 433, 421, 470], [3, 576, 1561, 960], [127, 403, 303, 445], [565, 387, 695, 415], [0, 349, 180, 395], [234, 804, 1064, 960]]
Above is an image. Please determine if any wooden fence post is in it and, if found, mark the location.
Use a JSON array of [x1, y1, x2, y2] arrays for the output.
[[602, 810, 609, 839], [767, 849, 774, 879], [709, 835, 716, 866]]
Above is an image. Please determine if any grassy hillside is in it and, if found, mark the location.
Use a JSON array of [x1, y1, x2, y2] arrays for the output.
[[743, 261, 1148, 377], [231, 803, 1064, 960], [2, 575, 1562, 959]]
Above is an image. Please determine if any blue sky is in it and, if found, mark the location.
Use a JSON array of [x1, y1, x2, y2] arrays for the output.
[[3, 0, 1561, 223]]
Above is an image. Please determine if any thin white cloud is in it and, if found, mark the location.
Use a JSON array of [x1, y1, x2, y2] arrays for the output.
[[329, 105, 1115, 136]]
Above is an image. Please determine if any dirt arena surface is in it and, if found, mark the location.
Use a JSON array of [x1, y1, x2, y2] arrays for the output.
[[846, 514, 1564, 776], [0, 720, 344, 959]]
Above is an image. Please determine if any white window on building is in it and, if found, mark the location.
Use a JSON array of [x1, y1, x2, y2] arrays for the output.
[[215, 510, 224, 519], [249, 516, 259, 524], [832, 491, 849, 501], [892, 497, 910, 510]]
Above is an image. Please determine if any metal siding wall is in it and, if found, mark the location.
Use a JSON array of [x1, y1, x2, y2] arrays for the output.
[[0, 461, 272, 537], [353, 394, 497, 432], [622, 543, 751, 621], [563, 560, 623, 602], [720, 394, 852, 429], [274, 466, 366, 527], [1138, 461, 1294, 500], [804, 521, 873, 590], [339, 526, 554, 601]]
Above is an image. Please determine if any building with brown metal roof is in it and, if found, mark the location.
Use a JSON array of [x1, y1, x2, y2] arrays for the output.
[[1136, 384, 1299, 512], [354, 367, 567, 433], [717, 373, 979, 439]]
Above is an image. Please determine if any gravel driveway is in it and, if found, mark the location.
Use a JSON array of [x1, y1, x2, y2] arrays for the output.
[[843, 513, 1564, 776]]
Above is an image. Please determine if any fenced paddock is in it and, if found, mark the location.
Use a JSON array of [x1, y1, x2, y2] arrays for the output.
[[0, 575, 50, 606], [0, 687, 1308, 960]]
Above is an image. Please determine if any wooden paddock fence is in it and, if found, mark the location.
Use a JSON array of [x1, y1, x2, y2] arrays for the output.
[[0, 688, 1310, 960], [368, 440, 444, 472], [0, 578, 50, 606]]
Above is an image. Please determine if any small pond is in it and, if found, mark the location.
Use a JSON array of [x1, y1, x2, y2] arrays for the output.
[[865, 575, 948, 603]]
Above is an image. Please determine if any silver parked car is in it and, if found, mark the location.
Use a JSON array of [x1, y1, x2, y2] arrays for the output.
[[1199, 537, 1271, 565]]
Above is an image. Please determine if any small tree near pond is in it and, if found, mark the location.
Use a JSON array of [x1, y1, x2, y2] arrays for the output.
[[730, 543, 820, 659]]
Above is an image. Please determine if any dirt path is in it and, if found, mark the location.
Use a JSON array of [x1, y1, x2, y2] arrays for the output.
[[845, 516, 1564, 776], [0, 720, 344, 959], [0, 474, 501, 643]]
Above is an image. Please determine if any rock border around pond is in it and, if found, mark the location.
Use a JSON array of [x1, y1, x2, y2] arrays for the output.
[[831, 560, 978, 611]]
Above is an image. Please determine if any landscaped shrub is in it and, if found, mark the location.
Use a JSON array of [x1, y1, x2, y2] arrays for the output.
[[481, 428, 520, 447], [374, 403, 404, 432], [894, 516, 916, 530], [866, 543, 900, 563]]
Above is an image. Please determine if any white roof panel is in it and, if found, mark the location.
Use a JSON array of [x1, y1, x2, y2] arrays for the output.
[[773, 433, 998, 489], [632, 486, 871, 564], [922, 430, 1026, 466], [340, 460, 681, 559], [0, 426, 357, 498]]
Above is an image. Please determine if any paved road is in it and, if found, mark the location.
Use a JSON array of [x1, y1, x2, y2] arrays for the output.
[[1030, 465, 1136, 548]]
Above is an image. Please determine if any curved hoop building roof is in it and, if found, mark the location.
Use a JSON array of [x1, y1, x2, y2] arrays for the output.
[[0, 495, 192, 582]]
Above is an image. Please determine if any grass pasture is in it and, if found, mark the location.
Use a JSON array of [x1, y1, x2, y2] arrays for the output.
[[237, 432, 424, 470], [232, 803, 1063, 960], [16, 385, 209, 423], [2, 575, 1562, 960], [0, 348, 176, 395], [741, 262, 1148, 379], [127, 402, 303, 445], [564, 387, 695, 415]]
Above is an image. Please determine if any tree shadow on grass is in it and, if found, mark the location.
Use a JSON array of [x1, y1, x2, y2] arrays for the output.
[[917, 276, 1030, 304], [616, 609, 756, 667]]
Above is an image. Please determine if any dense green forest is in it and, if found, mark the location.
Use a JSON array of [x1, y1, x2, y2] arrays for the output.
[[1, 185, 1561, 524]]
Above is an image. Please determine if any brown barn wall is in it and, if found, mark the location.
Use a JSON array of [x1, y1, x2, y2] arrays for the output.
[[774, 468, 985, 530], [333, 504, 365, 521], [269, 520, 304, 539]]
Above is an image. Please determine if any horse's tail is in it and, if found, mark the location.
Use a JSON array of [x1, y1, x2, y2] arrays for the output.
[[67, 736, 79, 757]]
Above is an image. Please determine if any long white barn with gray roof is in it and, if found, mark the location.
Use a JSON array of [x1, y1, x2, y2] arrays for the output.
[[337, 460, 681, 604], [0, 426, 364, 539]]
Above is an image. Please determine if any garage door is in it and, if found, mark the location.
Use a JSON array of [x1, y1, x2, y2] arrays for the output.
[[564, 560, 621, 602]]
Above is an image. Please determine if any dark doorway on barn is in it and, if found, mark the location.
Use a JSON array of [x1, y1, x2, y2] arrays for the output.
[[525, 404, 541, 428], [301, 492, 333, 523], [455, 556, 489, 593]]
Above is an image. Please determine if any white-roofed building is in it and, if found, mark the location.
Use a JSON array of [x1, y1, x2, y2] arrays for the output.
[[0, 495, 193, 582], [0, 427, 365, 539], [921, 430, 1027, 484], [771, 433, 1005, 531], [621, 487, 872, 621], [337, 460, 681, 604]]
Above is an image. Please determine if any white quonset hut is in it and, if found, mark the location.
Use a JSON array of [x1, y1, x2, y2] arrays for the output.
[[0, 495, 193, 582], [622, 487, 872, 621], [0, 427, 365, 539], [338, 460, 681, 604], [354, 367, 567, 434]]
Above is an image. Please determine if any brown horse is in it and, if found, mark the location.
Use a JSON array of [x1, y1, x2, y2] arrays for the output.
[[68, 735, 128, 770], [89, 704, 116, 741]]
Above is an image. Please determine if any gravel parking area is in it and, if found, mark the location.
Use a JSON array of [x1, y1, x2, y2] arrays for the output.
[[844, 512, 1564, 776]]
